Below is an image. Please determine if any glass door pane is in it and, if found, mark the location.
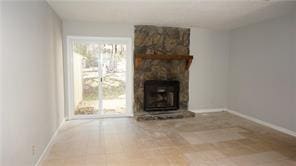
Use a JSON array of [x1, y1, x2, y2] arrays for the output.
[[73, 41, 100, 116], [101, 44, 127, 115]]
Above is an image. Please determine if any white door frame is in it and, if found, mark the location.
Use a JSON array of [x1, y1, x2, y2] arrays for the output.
[[66, 36, 133, 119]]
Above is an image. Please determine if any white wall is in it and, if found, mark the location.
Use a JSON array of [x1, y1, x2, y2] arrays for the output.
[[2, 1, 64, 165], [63, 21, 134, 38], [189, 28, 229, 110], [0, 2, 3, 165], [229, 14, 296, 132], [63, 21, 230, 114]]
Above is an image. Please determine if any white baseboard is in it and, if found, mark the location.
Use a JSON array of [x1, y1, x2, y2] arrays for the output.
[[191, 108, 296, 138], [35, 119, 65, 166], [226, 109, 296, 138], [190, 108, 226, 113]]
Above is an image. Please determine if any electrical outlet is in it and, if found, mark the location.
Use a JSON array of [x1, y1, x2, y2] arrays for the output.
[[32, 145, 36, 156]]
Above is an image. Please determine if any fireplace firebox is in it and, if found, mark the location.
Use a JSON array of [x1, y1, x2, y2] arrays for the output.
[[144, 80, 179, 112]]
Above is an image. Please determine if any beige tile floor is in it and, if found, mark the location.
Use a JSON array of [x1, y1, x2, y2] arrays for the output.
[[41, 112, 296, 166]]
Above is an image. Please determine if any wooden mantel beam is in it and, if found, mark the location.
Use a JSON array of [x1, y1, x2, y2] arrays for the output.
[[135, 54, 194, 70]]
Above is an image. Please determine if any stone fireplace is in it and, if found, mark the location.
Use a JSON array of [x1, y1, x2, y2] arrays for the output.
[[134, 25, 195, 120]]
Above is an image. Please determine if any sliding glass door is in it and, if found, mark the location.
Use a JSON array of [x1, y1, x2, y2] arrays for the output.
[[100, 44, 127, 115], [68, 37, 132, 118]]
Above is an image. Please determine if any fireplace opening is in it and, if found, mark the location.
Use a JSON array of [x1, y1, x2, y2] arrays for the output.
[[144, 80, 179, 112]]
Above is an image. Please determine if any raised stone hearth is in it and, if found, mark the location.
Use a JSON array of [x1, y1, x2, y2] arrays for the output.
[[135, 110, 195, 121], [134, 25, 195, 120]]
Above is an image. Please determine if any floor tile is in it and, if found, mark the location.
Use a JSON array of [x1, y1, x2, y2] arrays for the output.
[[41, 112, 296, 166]]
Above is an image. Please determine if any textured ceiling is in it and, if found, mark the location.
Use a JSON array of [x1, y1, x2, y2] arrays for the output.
[[47, 0, 296, 30]]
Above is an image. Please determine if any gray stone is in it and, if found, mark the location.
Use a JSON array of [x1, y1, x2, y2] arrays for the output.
[[134, 25, 191, 120], [135, 110, 195, 121]]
